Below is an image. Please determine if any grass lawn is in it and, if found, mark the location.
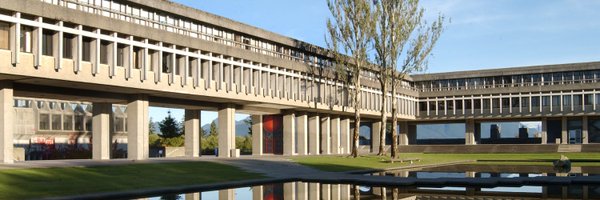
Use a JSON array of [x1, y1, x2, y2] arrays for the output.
[[0, 161, 264, 199], [292, 153, 600, 172]]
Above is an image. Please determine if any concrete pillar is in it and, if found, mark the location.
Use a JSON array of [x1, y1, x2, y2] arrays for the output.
[[321, 184, 331, 200], [562, 117, 568, 144], [371, 121, 382, 153], [92, 103, 111, 160], [284, 182, 296, 200], [331, 184, 341, 200], [184, 193, 200, 200], [308, 183, 320, 200], [321, 116, 331, 155], [399, 121, 409, 145], [283, 113, 295, 156], [466, 119, 475, 145], [331, 117, 340, 154], [583, 116, 589, 144], [0, 82, 13, 164], [296, 182, 308, 200], [218, 105, 236, 158], [184, 109, 201, 157], [127, 95, 149, 160], [219, 189, 234, 200], [340, 118, 350, 154], [541, 118, 548, 144], [251, 115, 263, 156], [297, 114, 308, 155], [308, 115, 320, 155], [340, 184, 351, 200], [252, 186, 263, 200]]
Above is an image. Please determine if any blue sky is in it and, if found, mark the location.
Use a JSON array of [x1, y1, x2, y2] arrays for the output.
[[152, 0, 600, 125]]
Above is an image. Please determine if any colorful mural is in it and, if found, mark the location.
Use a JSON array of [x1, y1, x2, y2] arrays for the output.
[[263, 115, 283, 154]]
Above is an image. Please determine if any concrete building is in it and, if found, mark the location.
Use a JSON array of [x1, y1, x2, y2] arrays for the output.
[[0, 0, 598, 163]]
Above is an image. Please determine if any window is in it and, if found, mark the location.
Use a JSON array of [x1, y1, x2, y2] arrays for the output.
[[585, 94, 593, 106], [39, 113, 50, 130], [573, 95, 582, 106], [100, 40, 109, 64], [552, 95, 561, 107], [115, 117, 124, 132], [85, 117, 92, 131], [162, 52, 172, 73], [418, 102, 427, 112], [542, 96, 550, 107], [482, 99, 490, 109], [456, 100, 463, 110], [117, 44, 126, 66], [42, 30, 54, 56], [0, 21, 9, 49], [82, 37, 92, 61], [75, 114, 84, 131], [63, 34, 74, 59], [563, 95, 571, 107], [14, 99, 31, 108], [531, 96, 540, 107], [521, 97, 530, 109], [63, 115, 73, 131], [52, 114, 62, 130], [20, 26, 33, 53], [511, 97, 520, 108]]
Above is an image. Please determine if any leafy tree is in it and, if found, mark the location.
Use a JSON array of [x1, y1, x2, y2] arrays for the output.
[[372, 0, 444, 158], [326, 0, 377, 157], [149, 133, 161, 148], [244, 117, 252, 135], [158, 111, 182, 138], [209, 121, 217, 136], [161, 135, 185, 147]]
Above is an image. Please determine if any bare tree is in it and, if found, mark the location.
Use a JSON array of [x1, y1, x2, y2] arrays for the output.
[[326, 0, 377, 157], [372, 0, 444, 158]]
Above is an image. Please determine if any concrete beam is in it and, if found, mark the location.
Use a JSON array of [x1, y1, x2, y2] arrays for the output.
[[0, 82, 13, 164], [321, 115, 331, 155], [251, 115, 263, 156], [184, 109, 201, 157], [308, 115, 320, 155], [283, 113, 295, 156], [218, 105, 236, 158], [296, 114, 308, 155], [127, 95, 149, 160], [92, 103, 112, 160]]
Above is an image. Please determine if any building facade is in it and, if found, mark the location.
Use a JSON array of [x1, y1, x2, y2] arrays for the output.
[[0, 0, 597, 163]]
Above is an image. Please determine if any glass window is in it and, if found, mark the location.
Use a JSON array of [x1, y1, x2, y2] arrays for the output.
[[563, 95, 571, 106], [117, 44, 126, 66], [39, 113, 50, 130], [511, 97, 520, 107], [552, 95, 561, 106], [20, 26, 33, 53], [51, 114, 62, 130], [75, 114, 84, 131], [521, 97, 530, 108], [82, 37, 92, 61], [100, 40, 109, 64], [85, 117, 92, 131], [63, 114, 73, 131], [542, 96, 550, 107], [482, 99, 490, 109], [42, 30, 54, 56], [531, 96, 540, 107], [585, 94, 593, 105], [63, 34, 74, 59], [573, 95, 582, 106], [115, 117, 124, 132], [0, 21, 9, 49], [464, 99, 472, 109], [418, 102, 427, 112], [14, 99, 31, 108]]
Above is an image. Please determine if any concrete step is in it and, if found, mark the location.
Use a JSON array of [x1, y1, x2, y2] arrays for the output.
[[558, 144, 582, 153]]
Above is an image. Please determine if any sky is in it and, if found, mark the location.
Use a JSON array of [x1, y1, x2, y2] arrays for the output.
[[152, 0, 600, 126]]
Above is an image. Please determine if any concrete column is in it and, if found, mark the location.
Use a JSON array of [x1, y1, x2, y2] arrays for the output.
[[583, 116, 589, 144], [219, 189, 234, 200], [541, 118, 548, 144], [0, 82, 13, 164], [252, 186, 263, 200], [308, 183, 320, 200], [331, 117, 340, 154], [340, 118, 350, 154], [340, 184, 351, 200], [466, 119, 475, 145], [296, 114, 308, 155], [184, 193, 200, 200], [308, 115, 320, 155], [296, 182, 308, 200], [127, 95, 149, 160], [321, 116, 331, 155], [321, 184, 331, 200], [10, 12, 20, 66], [283, 112, 296, 156], [92, 103, 112, 160], [371, 121, 382, 153], [184, 109, 201, 157], [218, 105, 236, 158], [562, 117, 568, 144], [284, 182, 296, 200], [251, 115, 263, 156], [399, 121, 409, 145], [331, 184, 341, 200]]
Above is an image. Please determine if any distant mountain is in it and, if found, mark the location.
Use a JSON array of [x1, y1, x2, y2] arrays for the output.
[[200, 117, 251, 137]]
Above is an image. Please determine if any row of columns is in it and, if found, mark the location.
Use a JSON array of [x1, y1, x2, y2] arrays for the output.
[[251, 113, 352, 156]]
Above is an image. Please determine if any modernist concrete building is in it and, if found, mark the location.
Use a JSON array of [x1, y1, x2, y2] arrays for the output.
[[0, 0, 598, 164]]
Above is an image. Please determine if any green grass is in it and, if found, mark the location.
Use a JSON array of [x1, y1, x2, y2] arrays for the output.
[[292, 153, 600, 172], [0, 161, 264, 199]]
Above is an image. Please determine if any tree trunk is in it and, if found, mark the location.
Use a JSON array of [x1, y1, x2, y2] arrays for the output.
[[352, 73, 361, 158], [377, 80, 387, 156], [390, 76, 398, 159]]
